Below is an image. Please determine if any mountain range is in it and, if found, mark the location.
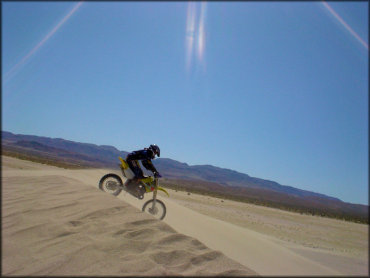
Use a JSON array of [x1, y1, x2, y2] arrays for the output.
[[2, 130, 368, 223]]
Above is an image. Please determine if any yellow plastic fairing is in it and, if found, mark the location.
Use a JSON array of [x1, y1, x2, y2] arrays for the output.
[[119, 157, 129, 169], [140, 176, 154, 184]]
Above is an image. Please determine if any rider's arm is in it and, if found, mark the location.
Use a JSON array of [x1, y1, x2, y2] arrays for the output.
[[142, 159, 161, 177], [142, 159, 158, 173]]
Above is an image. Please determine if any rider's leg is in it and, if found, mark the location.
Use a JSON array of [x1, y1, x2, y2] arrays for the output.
[[126, 159, 146, 197], [127, 159, 145, 179]]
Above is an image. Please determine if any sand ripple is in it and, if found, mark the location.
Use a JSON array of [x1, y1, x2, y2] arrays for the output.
[[2, 174, 256, 276]]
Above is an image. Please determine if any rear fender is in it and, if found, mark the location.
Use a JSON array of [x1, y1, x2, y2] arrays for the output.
[[119, 156, 129, 169]]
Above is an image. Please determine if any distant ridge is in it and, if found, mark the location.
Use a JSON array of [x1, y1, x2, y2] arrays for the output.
[[0, 130, 346, 201], [154, 158, 341, 202], [2, 130, 368, 223], [2, 131, 128, 168]]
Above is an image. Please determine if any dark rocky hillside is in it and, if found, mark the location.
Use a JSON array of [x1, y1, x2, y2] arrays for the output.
[[2, 131, 368, 223]]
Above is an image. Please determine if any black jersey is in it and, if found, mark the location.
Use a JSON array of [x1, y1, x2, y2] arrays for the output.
[[126, 148, 158, 174]]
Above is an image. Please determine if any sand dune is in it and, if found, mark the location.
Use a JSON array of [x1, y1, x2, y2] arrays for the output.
[[162, 190, 369, 276], [2, 155, 368, 276], [2, 156, 256, 276], [120, 188, 353, 276]]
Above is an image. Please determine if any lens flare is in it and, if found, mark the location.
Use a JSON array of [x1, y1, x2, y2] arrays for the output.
[[322, 1, 368, 50], [185, 1, 207, 73], [4, 1, 84, 83], [185, 2, 196, 72], [197, 2, 206, 64]]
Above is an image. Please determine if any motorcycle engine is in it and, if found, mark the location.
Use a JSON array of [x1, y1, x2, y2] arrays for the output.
[[126, 181, 146, 199]]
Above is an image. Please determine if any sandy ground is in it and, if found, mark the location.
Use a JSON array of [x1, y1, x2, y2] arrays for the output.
[[2, 155, 368, 276], [2, 156, 255, 276], [164, 189, 369, 276]]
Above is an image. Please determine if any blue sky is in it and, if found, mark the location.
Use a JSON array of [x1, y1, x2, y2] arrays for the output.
[[2, 2, 368, 205]]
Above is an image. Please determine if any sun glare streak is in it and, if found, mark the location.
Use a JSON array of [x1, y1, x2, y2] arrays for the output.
[[186, 2, 196, 72], [4, 1, 84, 83], [185, 2, 207, 73], [322, 1, 368, 50], [197, 2, 206, 65]]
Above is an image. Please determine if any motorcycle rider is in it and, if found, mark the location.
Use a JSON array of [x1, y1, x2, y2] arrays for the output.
[[126, 144, 162, 180]]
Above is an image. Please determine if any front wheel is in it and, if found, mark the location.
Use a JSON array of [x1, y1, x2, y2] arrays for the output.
[[99, 173, 123, 196], [142, 199, 166, 220]]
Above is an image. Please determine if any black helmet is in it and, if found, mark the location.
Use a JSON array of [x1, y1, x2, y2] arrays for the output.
[[149, 144, 160, 157]]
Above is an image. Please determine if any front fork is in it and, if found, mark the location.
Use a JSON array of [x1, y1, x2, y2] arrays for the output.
[[150, 178, 158, 212]]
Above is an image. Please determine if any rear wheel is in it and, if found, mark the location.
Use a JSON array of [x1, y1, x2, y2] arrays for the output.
[[98, 174, 123, 196], [142, 199, 166, 220]]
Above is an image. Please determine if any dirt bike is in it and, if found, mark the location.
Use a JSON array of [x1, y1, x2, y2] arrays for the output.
[[99, 157, 169, 220]]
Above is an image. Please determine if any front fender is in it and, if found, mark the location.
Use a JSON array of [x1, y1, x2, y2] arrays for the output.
[[157, 187, 169, 197]]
